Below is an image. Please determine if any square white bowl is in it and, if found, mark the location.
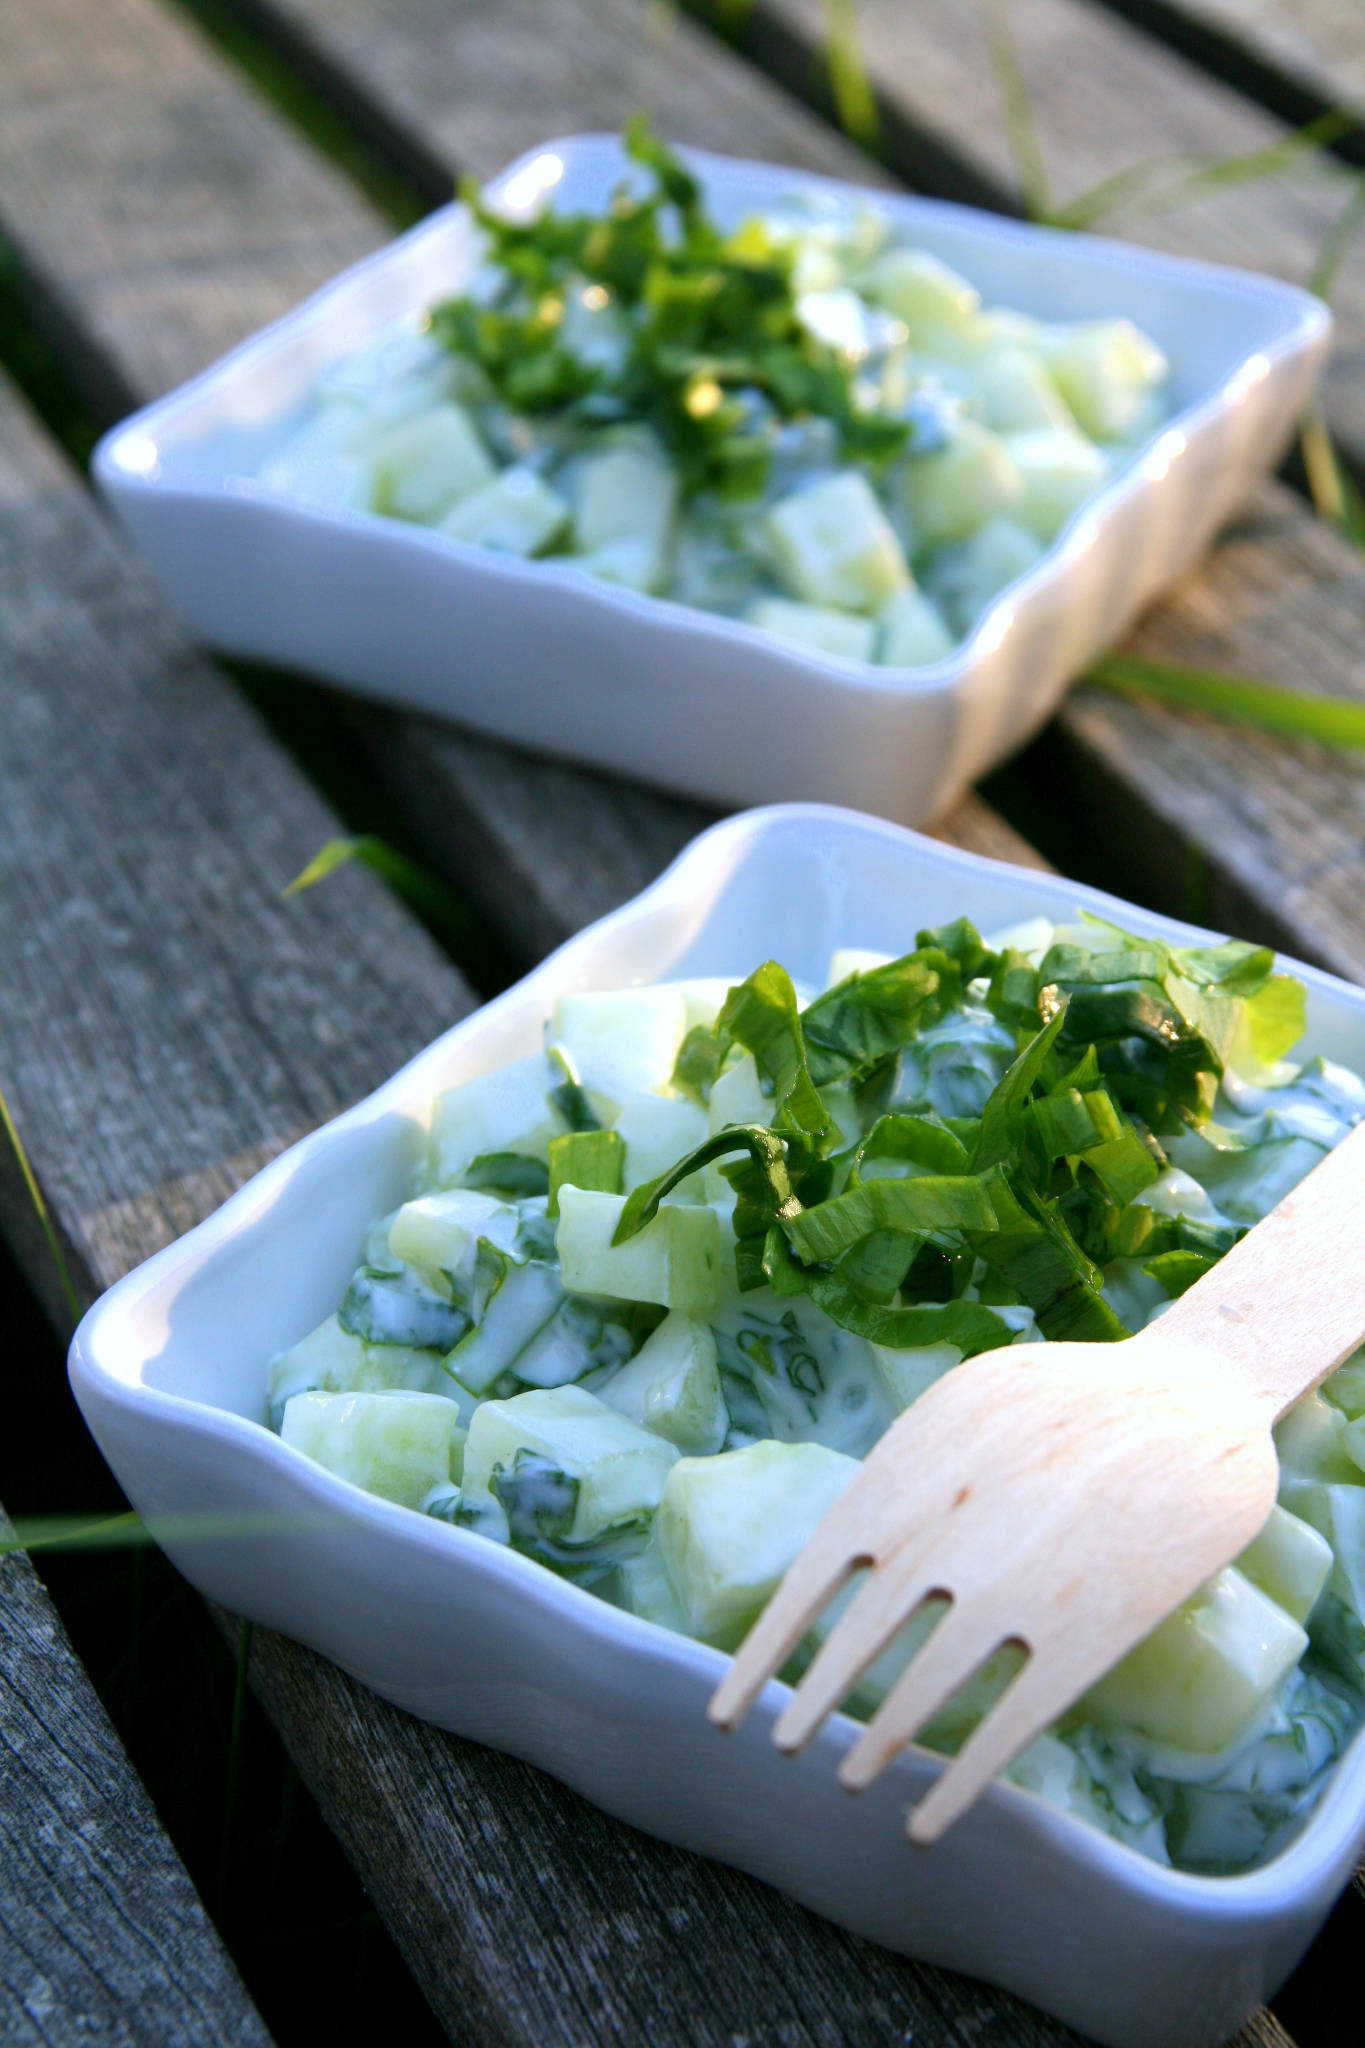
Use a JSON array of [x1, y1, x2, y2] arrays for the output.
[[70, 804, 1365, 2048], [92, 135, 1328, 827]]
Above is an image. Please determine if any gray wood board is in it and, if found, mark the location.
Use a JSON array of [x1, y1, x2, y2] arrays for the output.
[[158, 0, 1365, 982], [0, 1504, 271, 2047], [0, 356, 1146, 2048], [737, 0, 1365, 450], [1107, 0, 1365, 127], [0, 395, 281, 2046]]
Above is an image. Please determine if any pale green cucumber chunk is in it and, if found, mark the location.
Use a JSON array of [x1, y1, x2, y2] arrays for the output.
[[894, 418, 1022, 547], [572, 440, 678, 591], [869, 1338, 964, 1413], [267, 1312, 449, 1429], [763, 471, 910, 614], [1042, 318, 1167, 441], [614, 1091, 708, 1195], [745, 597, 877, 664], [1235, 1504, 1332, 1624], [859, 248, 980, 348], [876, 586, 955, 667], [440, 465, 569, 555], [974, 345, 1076, 433], [704, 1052, 771, 1199], [1081, 1565, 1308, 1752], [656, 1439, 858, 1648], [448, 1257, 564, 1395], [576, 538, 666, 593], [616, 1534, 688, 1632], [556, 1188, 725, 1316], [1003, 427, 1110, 542], [550, 985, 689, 1110], [388, 1188, 521, 1276], [1275, 1390, 1361, 1486], [461, 1384, 679, 1543], [597, 1311, 727, 1455], [371, 401, 495, 522], [281, 1388, 465, 1508], [428, 1052, 566, 1186]]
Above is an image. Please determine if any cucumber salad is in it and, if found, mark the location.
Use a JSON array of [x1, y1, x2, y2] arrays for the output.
[[271, 914, 1365, 1876], [257, 120, 1168, 668]]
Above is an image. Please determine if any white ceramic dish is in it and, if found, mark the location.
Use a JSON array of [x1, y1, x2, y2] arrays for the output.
[[92, 136, 1328, 827], [70, 805, 1365, 2047]]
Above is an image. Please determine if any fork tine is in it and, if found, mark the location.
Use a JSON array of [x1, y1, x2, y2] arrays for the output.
[[902, 1649, 1076, 1843], [708, 1541, 862, 1733], [772, 1550, 948, 1755], [838, 1601, 1004, 1792]]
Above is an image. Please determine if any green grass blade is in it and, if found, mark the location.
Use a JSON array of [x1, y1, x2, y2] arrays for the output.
[[980, 0, 1052, 223], [1088, 654, 1365, 749], [217, 1618, 255, 1918], [0, 1078, 82, 1331], [820, 0, 879, 148], [1056, 108, 1356, 233], [285, 831, 468, 933], [1311, 174, 1365, 302], [1, 1508, 326, 1555], [1301, 409, 1365, 553]]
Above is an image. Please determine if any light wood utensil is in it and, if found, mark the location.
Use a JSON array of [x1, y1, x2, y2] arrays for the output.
[[710, 1117, 1365, 1844]]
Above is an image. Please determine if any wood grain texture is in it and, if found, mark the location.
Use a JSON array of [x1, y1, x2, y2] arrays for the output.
[[0, 1518, 271, 2048], [729, 0, 1365, 450], [1110, 0, 1365, 120]]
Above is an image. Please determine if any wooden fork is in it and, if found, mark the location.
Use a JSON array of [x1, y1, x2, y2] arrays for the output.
[[710, 1117, 1365, 1845]]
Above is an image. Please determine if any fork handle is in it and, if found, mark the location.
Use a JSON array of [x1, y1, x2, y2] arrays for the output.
[[1142, 1115, 1365, 1416]]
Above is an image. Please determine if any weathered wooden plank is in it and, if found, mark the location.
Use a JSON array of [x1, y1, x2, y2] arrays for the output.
[[1098, 0, 1365, 145], [713, 0, 1365, 451], [0, 1503, 272, 2048], [0, 356, 1128, 2048]]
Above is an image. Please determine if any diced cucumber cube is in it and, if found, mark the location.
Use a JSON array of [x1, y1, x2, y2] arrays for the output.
[[1082, 1565, 1308, 1752], [656, 1440, 858, 1648], [267, 1312, 449, 1429], [876, 586, 955, 667], [371, 402, 496, 523], [576, 538, 667, 593], [572, 440, 678, 592], [614, 1091, 708, 1196], [763, 471, 910, 614], [616, 1534, 689, 1632], [860, 248, 980, 349], [509, 1293, 651, 1390], [894, 418, 1022, 547], [1235, 1504, 1332, 1624], [975, 345, 1076, 433], [428, 1053, 566, 1186], [672, 978, 736, 1032], [598, 1311, 727, 1455], [440, 465, 569, 555], [448, 1257, 565, 1395], [259, 430, 372, 514], [1277, 1481, 1365, 1644], [461, 1385, 678, 1543], [708, 1052, 771, 1136], [388, 1188, 521, 1278], [926, 515, 1044, 634], [745, 597, 877, 664], [550, 985, 689, 1111], [1275, 1390, 1361, 1486], [1043, 319, 1168, 442], [555, 1188, 724, 1316], [826, 947, 892, 983], [281, 1389, 465, 1509], [1324, 1352, 1365, 1420], [1003, 427, 1111, 542], [870, 1338, 963, 1412]]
